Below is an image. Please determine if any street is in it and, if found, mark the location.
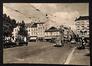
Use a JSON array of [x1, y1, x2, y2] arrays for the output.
[[3, 3, 90, 65], [3, 42, 77, 64]]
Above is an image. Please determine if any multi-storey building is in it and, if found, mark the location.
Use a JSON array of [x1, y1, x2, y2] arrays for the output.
[[26, 22, 46, 40], [45, 26, 60, 40], [75, 16, 89, 38], [36, 22, 46, 39]]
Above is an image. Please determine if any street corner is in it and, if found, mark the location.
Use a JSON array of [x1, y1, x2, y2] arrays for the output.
[[69, 47, 90, 65]]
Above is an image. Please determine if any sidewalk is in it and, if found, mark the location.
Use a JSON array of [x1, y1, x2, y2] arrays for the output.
[[69, 47, 90, 65]]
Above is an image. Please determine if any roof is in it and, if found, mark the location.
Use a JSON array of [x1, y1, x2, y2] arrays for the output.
[[35, 22, 44, 24], [25, 22, 44, 28], [25, 23, 32, 27], [31, 22, 44, 28], [75, 16, 89, 21], [45, 26, 59, 32], [31, 23, 37, 28], [26, 22, 44, 28]]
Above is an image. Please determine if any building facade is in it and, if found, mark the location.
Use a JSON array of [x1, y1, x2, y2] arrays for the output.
[[75, 16, 89, 38], [45, 26, 60, 40], [26, 22, 46, 40]]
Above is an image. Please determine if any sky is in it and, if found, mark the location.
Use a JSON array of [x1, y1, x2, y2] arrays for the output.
[[3, 3, 89, 31]]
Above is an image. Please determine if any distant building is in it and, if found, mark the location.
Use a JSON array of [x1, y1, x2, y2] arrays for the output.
[[59, 26, 74, 41], [45, 26, 60, 40], [75, 16, 89, 38], [36, 22, 46, 39], [26, 22, 46, 40], [44, 25, 75, 41], [12, 22, 75, 42]]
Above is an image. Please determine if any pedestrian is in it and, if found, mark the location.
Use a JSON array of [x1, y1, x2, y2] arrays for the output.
[[61, 37, 64, 46], [55, 36, 63, 47], [24, 37, 26, 42], [79, 37, 85, 49]]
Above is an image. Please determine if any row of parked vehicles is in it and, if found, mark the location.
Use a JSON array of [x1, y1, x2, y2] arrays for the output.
[[3, 35, 28, 48], [29, 36, 76, 47], [3, 35, 77, 48]]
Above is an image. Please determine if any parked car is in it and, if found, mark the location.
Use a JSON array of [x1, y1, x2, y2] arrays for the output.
[[54, 44, 63, 47], [3, 40, 16, 48], [71, 39, 76, 44], [53, 37, 63, 47], [44, 36, 52, 42], [16, 35, 28, 46], [50, 38, 56, 43], [29, 36, 37, 42]]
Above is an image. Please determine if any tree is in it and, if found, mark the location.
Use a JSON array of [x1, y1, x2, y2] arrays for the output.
[[18, 21, 28, 37], [3, 14, 17, 37]]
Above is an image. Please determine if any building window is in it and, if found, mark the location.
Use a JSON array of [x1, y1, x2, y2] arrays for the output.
[[77, 29, 80, 30], [15, 29, 16, 31], [81, 25, 84, 27], [38, 33, 39, 35], [32, 29, 34, 31], [87, 25, 89, 27], [32, 32, 33, 35], [76, 23, 79, 26], [77, 25, 80, 27], [29, 33, 30, 35], [31, 29, 32, 31]]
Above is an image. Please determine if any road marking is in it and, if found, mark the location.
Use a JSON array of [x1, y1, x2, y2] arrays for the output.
[[16, 58, 25, 61], [41, 45, 53, 49], [64, 47, 76, 64]]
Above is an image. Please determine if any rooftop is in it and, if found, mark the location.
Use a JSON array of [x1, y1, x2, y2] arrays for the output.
[[35, 22, 44, 24], [45, 27, 59, 32], [75, 16, 89, 21], [31, 23, 37, 28], [25, 23, 33, 27], [25, 22, 45, 28]]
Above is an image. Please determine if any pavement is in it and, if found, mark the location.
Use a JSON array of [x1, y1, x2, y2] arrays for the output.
[[3, 42, 90, 65], [3, 42, 74, 64], [69, 47, 90, 66]]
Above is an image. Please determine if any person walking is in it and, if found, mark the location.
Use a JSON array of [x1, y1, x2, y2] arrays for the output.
[[55, 35, 64, 47], [78, 37, 85, 49], [59, 27, 64, 46], [56, 36, 61, 45]]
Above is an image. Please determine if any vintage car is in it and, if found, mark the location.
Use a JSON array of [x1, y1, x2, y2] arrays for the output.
[[3, 37, 16, 48], [71, 39, 76, 44], [29, 36, 37, 42], [16, 35, 28, 46], [53, 37, 63, 47]]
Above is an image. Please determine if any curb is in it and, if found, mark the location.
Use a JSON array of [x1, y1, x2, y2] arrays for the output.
[[64, 47, 76, 64]]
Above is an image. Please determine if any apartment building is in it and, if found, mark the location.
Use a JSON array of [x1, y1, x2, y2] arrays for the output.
[[45, 26, 60, 40], [75, 16, 89, 38], [26, 22, 46, 40]]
